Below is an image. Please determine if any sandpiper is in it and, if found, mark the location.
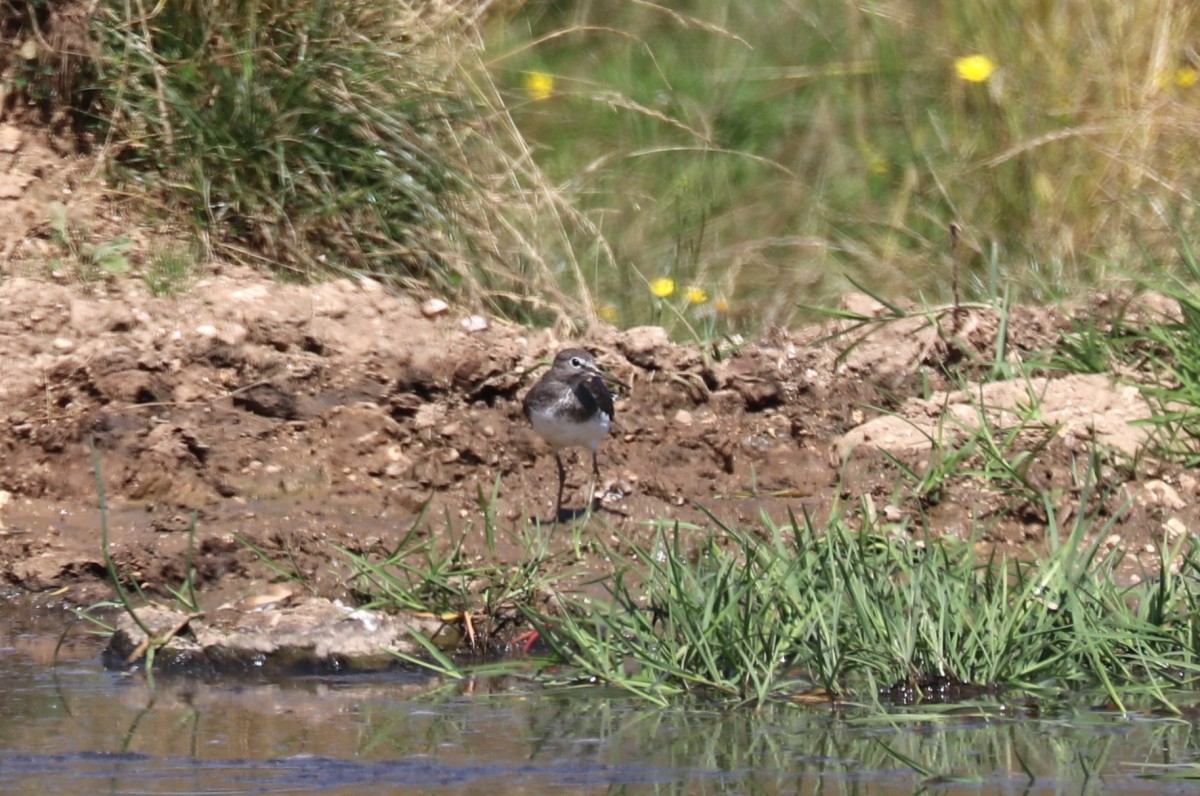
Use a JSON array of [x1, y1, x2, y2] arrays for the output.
[[523, 348, 629, 522]]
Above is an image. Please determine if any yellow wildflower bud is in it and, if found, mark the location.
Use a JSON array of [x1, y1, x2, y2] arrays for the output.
[[523, 71, 555, 101], [649, 277, 675, 298], [954, 55, 996, 83]]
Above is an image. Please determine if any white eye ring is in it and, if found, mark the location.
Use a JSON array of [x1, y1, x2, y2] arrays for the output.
[[571, 357, 584, 368]]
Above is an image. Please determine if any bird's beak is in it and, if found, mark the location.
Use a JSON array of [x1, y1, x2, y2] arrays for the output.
[[590, 365, 629, 390]]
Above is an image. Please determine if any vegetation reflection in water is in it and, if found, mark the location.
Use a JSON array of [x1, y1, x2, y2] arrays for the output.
[[6, 624, 1200, 795]]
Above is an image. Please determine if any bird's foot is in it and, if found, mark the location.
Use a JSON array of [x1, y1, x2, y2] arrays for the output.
[[554, 505, 590, 523], [509, 628, 542, 655], [527, 505, 590, 525]]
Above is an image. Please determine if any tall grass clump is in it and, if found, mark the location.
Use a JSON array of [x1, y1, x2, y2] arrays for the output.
[[1117, 233, 1200, 466], [7, 1, 608, 325], [98, 1, 467, 284], [486, 1, 1200, 330], [1042, 228, 1200, 467], [532, 500, 1200, 709]]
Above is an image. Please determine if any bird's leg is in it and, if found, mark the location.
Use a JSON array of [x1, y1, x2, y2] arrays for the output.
[[588, 450, 602, 507], [554, 450, 567, 522]]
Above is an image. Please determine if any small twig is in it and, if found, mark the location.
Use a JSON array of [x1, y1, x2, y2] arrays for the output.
[[949, 222, 963, 334], [43, 364, 52, 422]]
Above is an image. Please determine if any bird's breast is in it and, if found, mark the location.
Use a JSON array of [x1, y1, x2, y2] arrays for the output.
[[527, 404, 612, 451]]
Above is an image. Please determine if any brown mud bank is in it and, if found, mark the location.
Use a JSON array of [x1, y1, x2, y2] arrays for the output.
[[0, 267, 1192, 642]]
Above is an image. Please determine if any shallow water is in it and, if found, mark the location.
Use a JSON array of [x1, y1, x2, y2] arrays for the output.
[[4, 602, 1200, 795]]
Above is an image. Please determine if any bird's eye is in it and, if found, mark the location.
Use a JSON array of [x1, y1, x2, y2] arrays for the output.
[[570, 357, 584, 368]]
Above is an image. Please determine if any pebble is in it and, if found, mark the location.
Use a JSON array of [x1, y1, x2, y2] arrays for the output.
[[619, 325, 669, 367], [1142, 479, 1186, 510], [52, 337, 74, 352], [421, 298, 449, 318], [1164, 517, 1187, 539], [460, 315, 489, 332], [0, 125, 23, 153]]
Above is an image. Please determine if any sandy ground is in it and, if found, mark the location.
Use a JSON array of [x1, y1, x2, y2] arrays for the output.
[[1, 122, 1195, 649]]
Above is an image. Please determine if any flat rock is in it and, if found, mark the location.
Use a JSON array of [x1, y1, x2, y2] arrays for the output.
[[837, 373, 1151, 458], [105, 597, 463, 675]]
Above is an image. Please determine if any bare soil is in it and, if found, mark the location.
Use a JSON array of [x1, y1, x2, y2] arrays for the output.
[[1, 122, 1195, 648]]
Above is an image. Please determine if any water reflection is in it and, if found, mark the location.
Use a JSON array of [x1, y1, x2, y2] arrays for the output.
[[2, 603, 1199, 794]]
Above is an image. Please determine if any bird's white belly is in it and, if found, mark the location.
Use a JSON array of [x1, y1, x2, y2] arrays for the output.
[[527, 405, 612, 451]]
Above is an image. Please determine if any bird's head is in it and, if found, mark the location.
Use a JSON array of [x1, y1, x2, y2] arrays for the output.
[[551, 348, 629, 389]]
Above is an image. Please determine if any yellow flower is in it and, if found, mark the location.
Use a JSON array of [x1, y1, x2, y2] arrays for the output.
[[683, 285, 708, 304], [597, 303, 618, 323], [649, 277, 675, 298], [859, 142, 888, 175], [523, 71, 555, 101], [954, 54, 996, 83], [1175, 66, 1199, 88]]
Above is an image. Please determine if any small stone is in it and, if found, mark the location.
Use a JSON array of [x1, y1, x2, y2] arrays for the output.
[[215, 323, 248, 347], [1165, 517, 1187, 539], [421, 298, 449, 318], [384, 459, 410, 478], [619, 326, 669, 368], [196, 324, 218, 337], [413, 403, 445, 431], [883, 505, 903, 522], [1104, 533, 1122, 549], [674, 409, 693, 427], [356, 276, 383, 293], [52, 337, 75, 352], [1141, 479, 1186, 510], [460, 315, 488, 333], [0, 125, 23, 153]]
